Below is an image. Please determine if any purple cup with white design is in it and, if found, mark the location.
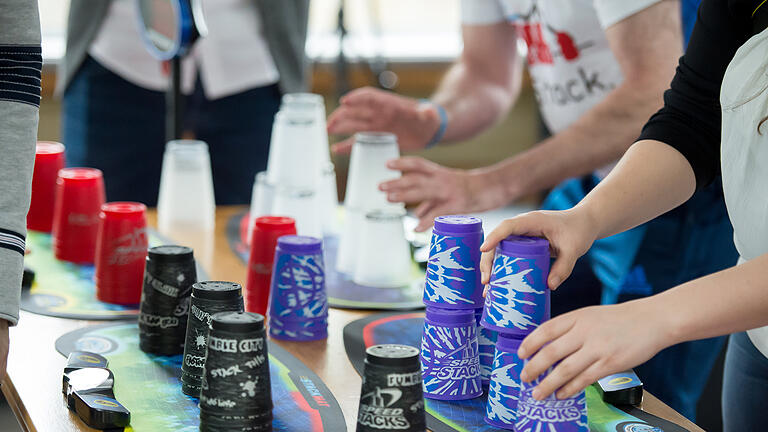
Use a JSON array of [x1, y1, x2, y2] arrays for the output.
[[481, 235, 550, 337], [268, 236, 328, 341], [515, 361, 588, 432], [485, 335, 524, 429], [420, 307, 482, 400], [423, 215, 483, 309], [475, 308, 498, 385]]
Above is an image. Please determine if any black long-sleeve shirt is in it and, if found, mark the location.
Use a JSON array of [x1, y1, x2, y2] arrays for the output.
[[638, 0, 765, 188]]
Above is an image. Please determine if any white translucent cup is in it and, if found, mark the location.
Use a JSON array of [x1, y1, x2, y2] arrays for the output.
[[266, 110, 319, 189], [247, 171, 276, 246], [352, 209, 412, 288], [335, 207, 365, 275], [281, 93, 331, 167], [157, 140, 215, 234], [344, 132, 403, 212], [271, 186, 322, 238], [319, 163, 339, 236]]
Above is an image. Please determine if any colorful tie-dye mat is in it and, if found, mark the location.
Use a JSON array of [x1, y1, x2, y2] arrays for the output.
[[55, 323, 345, 431], [20, 230, 207, 320], [343, 312, 690, 432]]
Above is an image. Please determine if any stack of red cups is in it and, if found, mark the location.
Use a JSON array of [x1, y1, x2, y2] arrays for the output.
[[27, 141, 65, 232], [52, 168, 106, 264], [244, 216, 296, 315], [94, 202, 148, 305]]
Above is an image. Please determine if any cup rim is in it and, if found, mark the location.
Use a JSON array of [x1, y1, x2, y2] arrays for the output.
[[36, 141, 65, 155], [58, 167, 103, 182], [101, 202, 147, 216]]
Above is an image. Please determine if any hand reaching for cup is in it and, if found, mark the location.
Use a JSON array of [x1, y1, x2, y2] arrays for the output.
[[327, 87, 441, 154]]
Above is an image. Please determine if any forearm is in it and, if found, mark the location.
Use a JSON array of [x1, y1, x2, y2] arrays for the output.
[[576, 139, 696, 239], [479, 81, 667, 203], [0, 0, 42, 325], [650, 253, 768, 346], [430, 57, 522, 144]]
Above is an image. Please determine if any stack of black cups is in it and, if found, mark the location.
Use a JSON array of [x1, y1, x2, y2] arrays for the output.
[[138, 246, 197, 356], [199, 312, 272, 432], [181, 281, 244, 397], [357, 344, 425, 432]]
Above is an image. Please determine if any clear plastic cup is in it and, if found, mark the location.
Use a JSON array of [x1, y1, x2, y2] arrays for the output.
[[266, 110, 319, 189], [246, 172, 275, 246], [353, 209, 411, 288], [319, 163, 339, 236], [344, 132, 403, 212], [335, 208, 365, 274], [156, 140, 215, 234], [272, 186, 322, 238], [281, 93, 331, 167]]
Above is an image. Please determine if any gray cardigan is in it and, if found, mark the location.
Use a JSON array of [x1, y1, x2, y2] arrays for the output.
[[57, 0, 310, 95], [0, 0, 42, 325]]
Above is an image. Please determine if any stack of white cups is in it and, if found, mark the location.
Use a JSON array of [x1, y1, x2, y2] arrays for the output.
[[247, 93, 339, 242], [337, 132, 412, 288]]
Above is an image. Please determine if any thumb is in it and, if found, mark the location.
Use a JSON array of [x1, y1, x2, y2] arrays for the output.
[[331, 137, 355, 155]]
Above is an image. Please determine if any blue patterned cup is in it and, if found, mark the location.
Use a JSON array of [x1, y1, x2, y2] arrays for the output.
[[515, 361, 588, 432], [423, 215, 483, 309], [474, 308, 498, 386], [485, 335, 524, 429], [481, 235, 550, 336], [420, 307, 482, 400], [268, 236, 328, 341]]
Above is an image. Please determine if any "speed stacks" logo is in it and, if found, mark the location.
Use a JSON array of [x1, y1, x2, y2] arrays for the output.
[[357, 387, 409, 430]]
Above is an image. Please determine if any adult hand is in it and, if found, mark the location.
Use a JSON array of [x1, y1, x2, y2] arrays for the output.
[[327, 87, 441, 154], [515, 299, 671, 400], [0, 319, 8, 384], [479, 208, 598, 290], [380, 157, 505, 232]]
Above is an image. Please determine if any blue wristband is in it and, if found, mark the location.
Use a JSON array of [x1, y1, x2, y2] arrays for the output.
[[421, 99, 448, 149]]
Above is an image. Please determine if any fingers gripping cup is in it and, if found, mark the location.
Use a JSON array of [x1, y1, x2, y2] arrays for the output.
[[181, 281, 244, 397], [52, 168, 106, 264], [199, 312, 272, 432], [475, 308, 498, 386], [420, 307, 482, 400], [28, 141, 65, 232], [515, 362, 588, 432], [138, 246, 198, 355], [423, 216, 484, 309], [245, 216, 297, 315], [357, 345, 425, 432], [94, 202, 148, 305], [268, 236, 328, 341], [481, 236, 550, 336], [485, 335, 524, 429]]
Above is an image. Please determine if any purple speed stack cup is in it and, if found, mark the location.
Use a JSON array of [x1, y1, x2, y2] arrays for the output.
[[485, 335, 524, 429], [268, 235, 328, 341], [475, 308, 498, 386], [515, 361, 588, 432], [423, 215, 483, 309], [481, 235, 550, 337], [421, 307, 482, 400]]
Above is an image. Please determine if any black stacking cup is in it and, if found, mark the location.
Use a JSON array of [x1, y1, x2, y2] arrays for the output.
[[199, 312, 272, 432], [138, 245, 197, 356], [357, 344, 425, 432], [181, 281, 244, 397]]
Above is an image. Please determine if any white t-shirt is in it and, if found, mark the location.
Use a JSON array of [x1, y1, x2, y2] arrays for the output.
[[719, 27, 768, 359], [89, 0, 279, 100], [461, 0, 660, 135]]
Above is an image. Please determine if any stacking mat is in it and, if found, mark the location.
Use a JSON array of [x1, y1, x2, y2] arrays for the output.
[[56, 323, 345, 432], [21, 230, 207, 320], [227, 211, 425, 310], [343, 312, 689, 432]]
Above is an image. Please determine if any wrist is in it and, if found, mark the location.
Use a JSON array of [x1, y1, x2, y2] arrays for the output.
[[418, 100, 447, 148], [466, 168, 511, 211]]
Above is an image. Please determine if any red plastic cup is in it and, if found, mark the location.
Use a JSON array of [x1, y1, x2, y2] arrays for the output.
[[52, 168, 106, 264], [94, 202, 148, 304], [27, 142, 65, 232], [245, 216, 297, 315]]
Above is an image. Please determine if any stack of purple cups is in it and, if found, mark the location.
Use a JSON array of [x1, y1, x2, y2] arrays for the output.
[[420, 215, 486, 400], [515, 361, 588, 432], [479, 235, 551, 430], [267, 235, 328, 341]]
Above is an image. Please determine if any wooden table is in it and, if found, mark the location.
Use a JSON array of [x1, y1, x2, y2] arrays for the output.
[[2, 206, 703, 432]]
